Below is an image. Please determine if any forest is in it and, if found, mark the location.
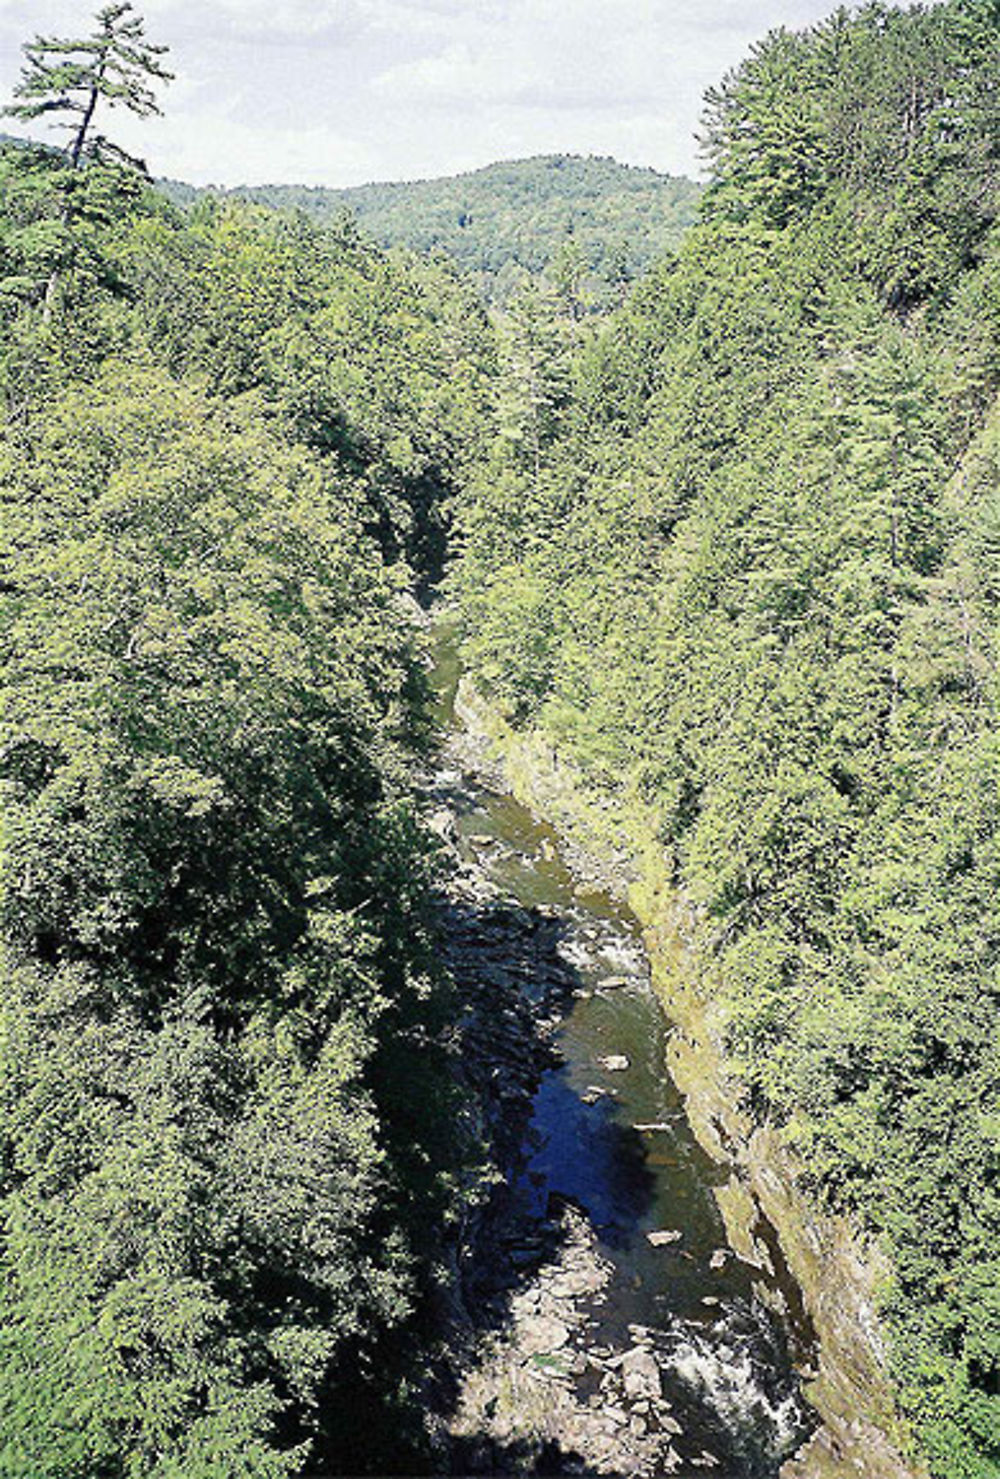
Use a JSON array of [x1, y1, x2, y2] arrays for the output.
[[0, 0, 997, 1476], [156, 154, 702, 310]]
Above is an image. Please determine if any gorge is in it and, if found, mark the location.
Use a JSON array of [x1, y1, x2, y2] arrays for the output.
[[0, 1, 997, 1476]]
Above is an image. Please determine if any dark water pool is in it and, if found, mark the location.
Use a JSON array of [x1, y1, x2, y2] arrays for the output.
[[433, 628, 815, 1475]]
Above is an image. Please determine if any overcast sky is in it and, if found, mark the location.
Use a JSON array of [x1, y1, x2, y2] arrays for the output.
[[1, 0, 918, 188]]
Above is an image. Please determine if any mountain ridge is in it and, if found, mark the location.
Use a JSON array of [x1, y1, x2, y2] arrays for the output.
[[156, 151, 703, 304]]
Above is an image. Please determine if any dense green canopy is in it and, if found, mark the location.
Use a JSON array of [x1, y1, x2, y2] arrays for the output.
[[0, 49, 492, 1466], [2, 1, 999, 1475]]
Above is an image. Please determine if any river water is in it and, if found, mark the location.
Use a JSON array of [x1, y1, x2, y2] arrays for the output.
[[433, 631, 815, 1476]]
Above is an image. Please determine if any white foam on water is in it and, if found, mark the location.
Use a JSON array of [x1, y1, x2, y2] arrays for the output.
[[596, 935, 647, 976], [663, 1316, 803, 1450], [557, 937, 600, 970], [557, 917, 648, 976]]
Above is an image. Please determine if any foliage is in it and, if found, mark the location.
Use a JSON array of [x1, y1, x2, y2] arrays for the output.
[[3, 2, 999, 1474], [0, 366, 458, 1474], [450, 3, 1000, 1473], [0, 20, 491, 1469], [157, 153, 702, 310]]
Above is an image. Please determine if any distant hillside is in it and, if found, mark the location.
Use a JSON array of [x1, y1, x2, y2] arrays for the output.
[[158, 154, 702, 305]]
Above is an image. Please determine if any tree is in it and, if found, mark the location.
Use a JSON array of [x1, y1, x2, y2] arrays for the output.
[[2, 4, 171, 322], [496, 278, 574, 479], [0, 366, 444, 1474], [4, 2, 171, 173]]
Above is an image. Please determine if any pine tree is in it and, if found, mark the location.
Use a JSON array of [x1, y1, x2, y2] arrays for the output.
[[2, 4, 171, 319], [4, 2, 172, 173]]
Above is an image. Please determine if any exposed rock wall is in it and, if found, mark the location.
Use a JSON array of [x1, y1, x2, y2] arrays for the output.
[[454, 676, 927, 1479]]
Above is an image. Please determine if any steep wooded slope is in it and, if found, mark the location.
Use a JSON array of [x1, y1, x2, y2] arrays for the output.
[[451, 4, 1000, 1473], [0, 139, 495, 1475]]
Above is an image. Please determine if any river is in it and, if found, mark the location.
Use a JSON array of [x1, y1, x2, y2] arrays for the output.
[[430, 628, 817, 1476]]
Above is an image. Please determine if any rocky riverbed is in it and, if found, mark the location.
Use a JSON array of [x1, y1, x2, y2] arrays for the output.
[[440, 663, 926, 1479], [426, 709, 812, 1476]]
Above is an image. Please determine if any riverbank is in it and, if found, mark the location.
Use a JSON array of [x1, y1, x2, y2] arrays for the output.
[[427, 674, 811, 1474], [452, 674, 926, 1479]]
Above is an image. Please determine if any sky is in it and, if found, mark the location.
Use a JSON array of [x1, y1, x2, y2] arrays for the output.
[[0, 0, 917, 189]]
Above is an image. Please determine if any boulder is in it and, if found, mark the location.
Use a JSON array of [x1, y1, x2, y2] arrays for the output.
[[520, 1314, 571, 1355], [621, 1346, 662, 1402], [647, 1228, 683, 1247]]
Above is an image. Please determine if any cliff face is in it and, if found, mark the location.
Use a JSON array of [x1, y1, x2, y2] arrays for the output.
[[454, 675, 926, 1479]]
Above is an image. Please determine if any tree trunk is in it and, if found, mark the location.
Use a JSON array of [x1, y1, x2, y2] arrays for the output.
[[70, 83, 101, 168]]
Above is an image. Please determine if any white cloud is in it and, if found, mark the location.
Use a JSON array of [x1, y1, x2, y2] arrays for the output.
[[0, 0, 935, 187], [365, 0, 493, 33], [158, 115, 378, 188]]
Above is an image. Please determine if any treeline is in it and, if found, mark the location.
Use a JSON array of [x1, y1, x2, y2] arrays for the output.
[[158, 153, 702, 310], [0, 127, 493, 1474], [450, 3, 1000, 1475]]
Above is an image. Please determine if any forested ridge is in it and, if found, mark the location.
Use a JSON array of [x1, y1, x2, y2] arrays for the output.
[[0, 0, 998, 1476], [451, 2, 1000, 1474], [156, 154, 702, 310]]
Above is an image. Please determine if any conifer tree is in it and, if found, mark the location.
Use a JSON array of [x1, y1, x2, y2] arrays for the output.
[[4, 2, 172, 173], [2, 4, 171, 319]]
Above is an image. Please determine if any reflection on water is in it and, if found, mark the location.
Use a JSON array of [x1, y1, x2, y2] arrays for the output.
[[434, 627, 814, 1474], [518, 1073, 656, 1246]]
